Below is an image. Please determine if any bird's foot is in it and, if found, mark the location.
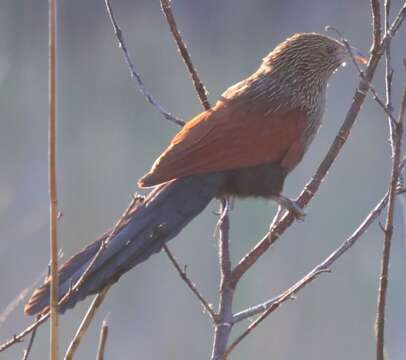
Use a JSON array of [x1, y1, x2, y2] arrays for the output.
[[271, 195, 305, 221]]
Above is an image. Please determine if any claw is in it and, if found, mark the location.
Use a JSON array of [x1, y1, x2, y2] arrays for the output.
[[271, 195, 306, 221]]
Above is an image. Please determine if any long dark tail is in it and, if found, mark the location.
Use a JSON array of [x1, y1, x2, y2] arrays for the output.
[[24, 173, 224, 315]]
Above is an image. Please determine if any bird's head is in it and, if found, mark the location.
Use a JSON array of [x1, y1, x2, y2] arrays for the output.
[[263, 32, 367, 80]]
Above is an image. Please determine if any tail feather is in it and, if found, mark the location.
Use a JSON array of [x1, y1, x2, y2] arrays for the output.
[[24, 173, 224, 315]]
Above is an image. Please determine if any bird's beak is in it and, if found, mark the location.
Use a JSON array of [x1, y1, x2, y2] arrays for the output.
[[349, 45, 368, 65]]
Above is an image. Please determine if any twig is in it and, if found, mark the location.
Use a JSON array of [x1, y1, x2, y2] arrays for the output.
[[64, 285, 111, 360], [103, 0, 185, 127], [383, 2, 406, 41], [325, 25, 396, 124], [384, 0, 394, 116], [211, 199, 233, 360], [376, 2, 394, 356], [371, 0, 382, 51], [21, 315, 40, 360], [163, 245, 217, 321], [0, 314, 49, 353], [96, 317, 109, 360], [21, 265, 57, 360], [160, 0, 210, 111], [376, 58, 406, 360], [223, 191, 390, 358], [232, 294, 285, 324], [48, 0, 59, 358]]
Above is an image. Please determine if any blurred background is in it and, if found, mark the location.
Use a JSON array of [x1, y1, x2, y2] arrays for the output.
[[0, 0, 406, 359]]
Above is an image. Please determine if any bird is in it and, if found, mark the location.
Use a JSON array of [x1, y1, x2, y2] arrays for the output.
[[24, 32, 367, 315]]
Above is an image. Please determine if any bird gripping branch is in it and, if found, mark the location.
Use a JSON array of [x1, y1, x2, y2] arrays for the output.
[[25, 33, 366, 315]]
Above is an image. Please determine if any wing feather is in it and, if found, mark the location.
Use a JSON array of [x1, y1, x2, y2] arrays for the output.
[[139, 98, 306, 188]]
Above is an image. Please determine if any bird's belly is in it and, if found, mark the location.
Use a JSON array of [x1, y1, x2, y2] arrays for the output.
[[216, 162, 289, 199]]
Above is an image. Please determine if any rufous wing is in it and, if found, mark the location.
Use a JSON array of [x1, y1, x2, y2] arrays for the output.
[[138, 98, 306, 188]]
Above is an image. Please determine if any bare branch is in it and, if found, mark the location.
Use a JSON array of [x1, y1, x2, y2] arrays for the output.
[[224, 191, 390, 358], [160, 0, 210, 110], [103, 0, 185, 127], [211, 199, 234, 360], [163, 244, 217, 321], [64, 285, 111, 360], [383, 2, 406, 41], [376, 70, 406, 360], [325, 25, 396, 124]]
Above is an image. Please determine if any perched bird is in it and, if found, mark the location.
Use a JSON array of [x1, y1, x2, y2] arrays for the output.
[[25, 33, 366, 315]]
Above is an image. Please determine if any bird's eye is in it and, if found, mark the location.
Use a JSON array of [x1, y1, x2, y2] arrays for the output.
[[325, 45, 335, 54]]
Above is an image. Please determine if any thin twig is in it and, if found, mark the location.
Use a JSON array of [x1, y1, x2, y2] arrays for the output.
[[160, 0, 210, 111], [232, 294, 286, 324], [64, 285, 111, 360], [376, 69, 406, 360], [223, 191, 390, 358], [371, 0, 382, 51], [21, 265, 56, 360], [163, 245, 217, 321], [376, 3, 394, 356], [48, 0, 59, 358], [96, 317, 109, 360], [383, 2, 406, 41], [211, 199, 233, 360], [326, 25, 396, 124], [104, 0, 185, 127], [21, 315, 40, 360]]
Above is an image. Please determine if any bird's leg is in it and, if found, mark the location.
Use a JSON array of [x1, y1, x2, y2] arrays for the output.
[[270, 194, 305, 221]]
